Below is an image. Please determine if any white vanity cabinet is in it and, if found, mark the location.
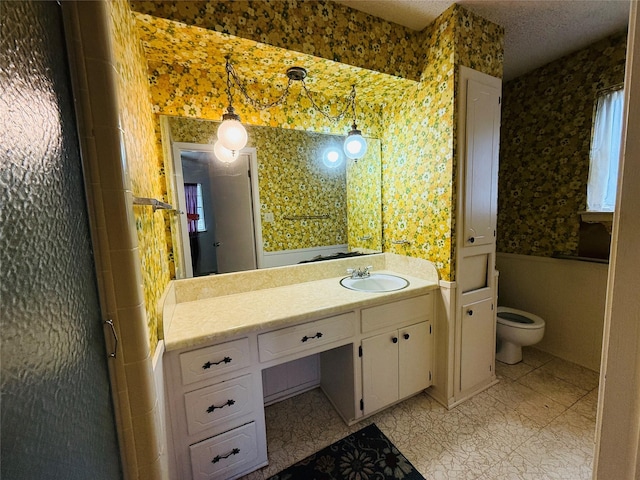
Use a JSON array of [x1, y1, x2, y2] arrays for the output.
[[164, 338, 268, 480], [162, 263, 440, 479], [359, 295, 434, 416]]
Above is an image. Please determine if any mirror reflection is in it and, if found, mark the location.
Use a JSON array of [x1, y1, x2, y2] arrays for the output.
[[164, 116, 382, 277]]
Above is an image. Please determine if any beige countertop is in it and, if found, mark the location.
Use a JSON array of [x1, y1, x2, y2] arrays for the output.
[[164, 269, 438, 351]]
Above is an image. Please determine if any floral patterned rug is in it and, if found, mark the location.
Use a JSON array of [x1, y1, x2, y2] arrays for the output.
[[267, 423, 425, 480]]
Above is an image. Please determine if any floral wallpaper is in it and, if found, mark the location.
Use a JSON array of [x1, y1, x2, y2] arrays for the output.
[[130, 0, 424, 80], [135, 12, 394, 138], [168, 116, 356, 251], [109, 0, 171, 353], [382, 5, 504, 280], [132, 1, 503, 282], [498, 32, 626, 257], [347, 151, 383, 253]]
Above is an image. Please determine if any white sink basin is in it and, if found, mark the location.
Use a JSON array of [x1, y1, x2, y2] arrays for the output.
[[340, 273, 409, 292]]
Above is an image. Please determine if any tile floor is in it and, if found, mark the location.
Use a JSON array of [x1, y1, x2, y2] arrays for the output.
[[241, 347, 600, 479]]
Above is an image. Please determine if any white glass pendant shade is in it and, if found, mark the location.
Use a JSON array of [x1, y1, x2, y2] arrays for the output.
[[217, 117, 248, 152], [344, 128, 368, 160], [213, 140, 238, 164]]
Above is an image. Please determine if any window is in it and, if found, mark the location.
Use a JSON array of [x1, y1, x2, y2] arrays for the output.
[[586, 87, 624, 212], [184, 183, 207, 232]]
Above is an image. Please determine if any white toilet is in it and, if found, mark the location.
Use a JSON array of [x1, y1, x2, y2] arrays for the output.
[[496, 307, 545, 364]]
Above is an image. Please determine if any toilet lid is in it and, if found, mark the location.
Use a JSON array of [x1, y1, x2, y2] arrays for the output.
[[497, 312, 535, 324]]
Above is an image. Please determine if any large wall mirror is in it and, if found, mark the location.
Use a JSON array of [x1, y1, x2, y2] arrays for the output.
[[162, 115, 382, 278]]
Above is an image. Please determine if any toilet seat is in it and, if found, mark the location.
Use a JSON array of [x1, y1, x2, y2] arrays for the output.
[[497, 307, 545, 330]]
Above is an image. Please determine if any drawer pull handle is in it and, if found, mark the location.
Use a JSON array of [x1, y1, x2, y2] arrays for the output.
[[212, 448, 240, 464], [206, 399, 235, 413], [202, 357, 232, 370], [301, 332, 323, 342]]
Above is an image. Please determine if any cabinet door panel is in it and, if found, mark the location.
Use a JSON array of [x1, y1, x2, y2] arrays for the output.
[[399, 322, 431, 399], [463, 78, 500, 247], [460, 298, 495, 392], [362, 333, 398, 415]]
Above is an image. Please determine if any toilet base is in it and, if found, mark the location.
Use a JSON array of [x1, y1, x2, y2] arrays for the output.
[[496, 341, 523, 364]]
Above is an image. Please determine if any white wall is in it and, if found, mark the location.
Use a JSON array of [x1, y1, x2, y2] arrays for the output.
[[595, 1, 640, 475], [496, 253, 608, 371]]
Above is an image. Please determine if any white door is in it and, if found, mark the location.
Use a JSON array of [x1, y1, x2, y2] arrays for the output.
[[210, 152, 258, 273], [173, 143, 260, 277], [463, 74, 501, 247]]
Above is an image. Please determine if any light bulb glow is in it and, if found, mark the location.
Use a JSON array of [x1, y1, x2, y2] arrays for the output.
[[214, 141, 238, 164], [344, 132, 368, 159], [322, 147, 342, 168], [217, 118, 248, 151]]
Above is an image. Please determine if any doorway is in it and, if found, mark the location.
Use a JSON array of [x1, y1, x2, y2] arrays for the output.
[[172, 143, 262, 277]]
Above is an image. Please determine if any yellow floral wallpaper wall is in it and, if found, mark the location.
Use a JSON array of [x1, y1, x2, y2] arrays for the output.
[[498, 32, 626, 257], [130, 0, 424, 80], [108, 0, 171, 353], [136, 13, 388, 138], [129, 0, 503, 285], [168, 116, 352, 250], [347, 154, 383, 253], [382, 5, 503, 280]]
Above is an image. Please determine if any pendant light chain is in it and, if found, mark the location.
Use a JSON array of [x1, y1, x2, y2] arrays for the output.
[[226, 58, 295, 111], [350, 84, 358, 128], [217, 58, 367, 163], [225, 59, 235, 111], [225, 58, 357, 121], [299, 81, 356, 122]]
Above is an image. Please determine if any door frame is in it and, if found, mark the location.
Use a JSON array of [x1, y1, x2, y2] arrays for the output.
[[170, 142, 264, 277]]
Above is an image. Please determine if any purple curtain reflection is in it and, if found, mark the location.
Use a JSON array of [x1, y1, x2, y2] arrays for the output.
[[184, 183, 198, 233]]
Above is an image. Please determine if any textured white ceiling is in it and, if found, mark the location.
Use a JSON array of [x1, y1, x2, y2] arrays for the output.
[[336, 0, 630, 80]]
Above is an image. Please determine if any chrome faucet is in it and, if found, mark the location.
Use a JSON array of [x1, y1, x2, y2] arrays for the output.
[[347, 266, 373, 279]]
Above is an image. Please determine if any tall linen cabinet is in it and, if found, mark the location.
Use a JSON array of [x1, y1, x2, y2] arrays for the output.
[[431, 66, 502, 407]]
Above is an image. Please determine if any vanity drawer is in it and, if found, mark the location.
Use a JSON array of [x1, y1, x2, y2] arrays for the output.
[[180, 338, 250, 386], [361, 294, 432, 334], [258, 312, 356, 362], [184, 374, 255, 436], [190, 421, 259, 480]]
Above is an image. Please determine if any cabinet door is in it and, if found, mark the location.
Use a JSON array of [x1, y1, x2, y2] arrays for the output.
[[463, 75, 501, 247], [361, 332, 399, 415], [460, 298, 495, 392], [399, 322, 431, 399]]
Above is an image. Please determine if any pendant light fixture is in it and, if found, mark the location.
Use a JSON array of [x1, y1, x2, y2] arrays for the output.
[[343, 85, 368, 160], [216, 59, 248, 153], [213, 140, 239, 164], [216, 58, 368, 163]]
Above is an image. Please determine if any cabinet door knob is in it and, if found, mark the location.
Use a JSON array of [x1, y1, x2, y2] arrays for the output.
[[469, 236, 475, 244], [392, 337, 398, 344], [403, 333, 410, 340], [467, 309, 474, 316]]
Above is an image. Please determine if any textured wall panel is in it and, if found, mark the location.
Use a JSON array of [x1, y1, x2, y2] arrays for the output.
[[0, 2, 122, 478]]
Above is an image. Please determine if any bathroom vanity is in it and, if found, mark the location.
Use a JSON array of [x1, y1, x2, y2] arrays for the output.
[[160, 253, 439, 480]]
